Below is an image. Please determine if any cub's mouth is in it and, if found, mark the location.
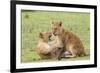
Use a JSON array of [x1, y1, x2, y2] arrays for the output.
[[53, 33, 57, 36]]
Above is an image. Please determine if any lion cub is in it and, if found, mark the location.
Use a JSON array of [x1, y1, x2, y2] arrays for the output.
[[51, 21, 86, 58], [36, 32, 64, 60]]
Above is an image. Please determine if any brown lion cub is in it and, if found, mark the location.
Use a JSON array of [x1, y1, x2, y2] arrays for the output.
[[36, 32, 64, 60], [51, 21, 86, 58]]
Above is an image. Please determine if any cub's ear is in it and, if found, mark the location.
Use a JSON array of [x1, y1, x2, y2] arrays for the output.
[[59, 21, 62, 27], [52, 21, 54, 25], [39, 32, 43, 38]]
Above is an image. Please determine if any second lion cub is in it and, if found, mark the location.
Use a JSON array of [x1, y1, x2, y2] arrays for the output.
[[51, 21, 86, 58], [36, 32, 64, 60]]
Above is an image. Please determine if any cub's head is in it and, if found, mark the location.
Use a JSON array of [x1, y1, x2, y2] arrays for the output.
[[39, 32, 52, 42], [51, 21, 63, 36]]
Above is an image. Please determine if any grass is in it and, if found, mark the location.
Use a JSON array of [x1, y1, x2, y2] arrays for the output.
[[21, 10, 90, 63]]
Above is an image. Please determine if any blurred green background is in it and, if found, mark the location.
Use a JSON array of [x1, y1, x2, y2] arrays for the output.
[[21, 10, 90, 63]]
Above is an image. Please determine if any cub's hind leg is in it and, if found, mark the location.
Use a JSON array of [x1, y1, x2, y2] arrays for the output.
[[64, 46, 78, 58]]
